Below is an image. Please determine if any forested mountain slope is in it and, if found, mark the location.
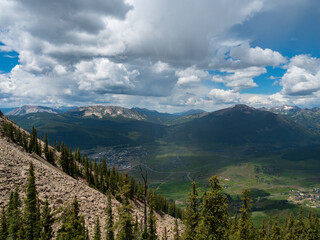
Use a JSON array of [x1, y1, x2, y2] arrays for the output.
[[0, 110, 182, 239]]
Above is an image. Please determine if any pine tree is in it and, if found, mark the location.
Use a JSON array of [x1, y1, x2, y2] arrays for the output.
[[236, 189, 255, 240], [0, 207, 7, 240], [105, 195, 115, 240], [54, 139, 57, 151], [270, 215, 281, 240], [7, 187, 22, 240], [228, 211, 238, 240], [37, 138, 42, 156], [294, 207, 306, 239], [116, 195, 134, 240], [68, 148, 74, 177], [183, 182, 199, 240], [283, 212, 295, 240], [93, 159, 99, 189], [94, 217, 101, 240], [173, 219, 180, 240], [195, 176, 229, 240], [57, 196, 86, 240], [48, 149, 55, 165], [75, 148, 81, 163], [147, 192, 157, 240], [43, 133, 49, 161], [305, 210, 320, 240], [24, 162, 41, 240], [110, 166, 117, 195], [257, 218, 267, 240], [40, 199, 54, 240]]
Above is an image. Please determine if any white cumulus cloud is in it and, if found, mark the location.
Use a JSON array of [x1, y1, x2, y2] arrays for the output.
[[213, 67, 265, 91], [76, 58, 139, 93], [281, 55, 320, 96], [175, 66, 209, 86], [208, 89, 240, 103]]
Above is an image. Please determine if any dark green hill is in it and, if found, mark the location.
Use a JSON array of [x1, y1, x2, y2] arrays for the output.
[[165, 104, 315, 148], [131, 107, 177, 124], [9, 112, 166, 149]]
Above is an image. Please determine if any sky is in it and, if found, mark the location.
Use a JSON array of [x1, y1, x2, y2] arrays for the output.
[[0, 0, 320, 112]]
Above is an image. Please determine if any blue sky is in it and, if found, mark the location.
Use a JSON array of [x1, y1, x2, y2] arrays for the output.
[[0, 0, 320, 112], [0, 42, 18, 73]]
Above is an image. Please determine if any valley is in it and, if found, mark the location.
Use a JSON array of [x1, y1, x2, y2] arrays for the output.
[[6, 104, 320, 225]]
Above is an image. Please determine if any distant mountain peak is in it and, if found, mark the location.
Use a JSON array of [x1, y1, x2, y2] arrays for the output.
[[215, 104, 257, 115], [271, 105, 300, 111], [6, 105, 61, 116], [231, 104, 255, 110], [268, 105, 301, 115], [68, 105, 147, 120]]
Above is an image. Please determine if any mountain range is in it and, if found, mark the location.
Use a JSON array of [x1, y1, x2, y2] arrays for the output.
[[4, 104, 318, 153], [2, 105, 320, 224], [264, 105, 320, 134]]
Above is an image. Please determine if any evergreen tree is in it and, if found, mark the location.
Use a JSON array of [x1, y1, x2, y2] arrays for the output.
[[294, 207, 306, 239], [173, 219, 180, 240], [24, 162, 41, 240], [305, 210, 320, 240], [116, 196, 134, 240], [57, 196, 86, 240], [68, 148, 74, 177], [147, 192, 157, 240], [257, 219, 267, 240], [54, 139, 57, 151], [270, 215, 281, 240], [94, 217, 101, 240], [93, 159, 99, 189], [37, 138, 42, 156], [28, 127, 36, 153], [7, 187, 22, 240], [236, 189, 255, 240], [43, 133, 49, 161], [228, 211, 238, 240], [40, 199, 54, 240], [105, 195, 115, 240], [0, 207, 7, 240], [183, 182, 199, 240], [75, 148, 81, 163], [283, 212, 295, 240], [110, 166, 117, 195], [195, 176, 229, 240]]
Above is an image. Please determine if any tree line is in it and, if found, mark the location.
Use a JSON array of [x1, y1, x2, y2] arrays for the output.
[[182, 176, 320, 240]]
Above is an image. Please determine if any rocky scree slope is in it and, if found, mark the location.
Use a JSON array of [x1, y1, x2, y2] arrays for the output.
[[6, 105, 62, 116], [0, 112, 182, 239], [67, 105, 147, 120]]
